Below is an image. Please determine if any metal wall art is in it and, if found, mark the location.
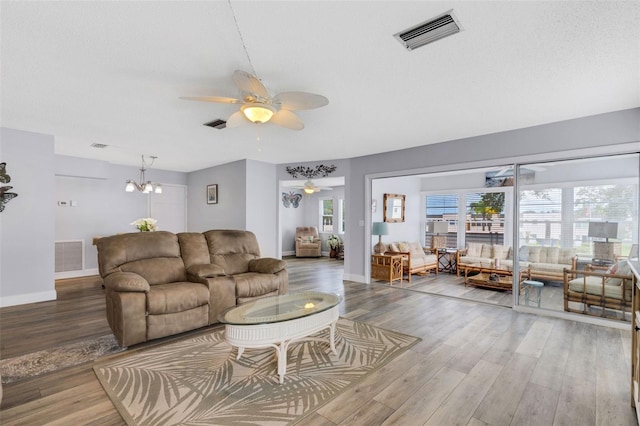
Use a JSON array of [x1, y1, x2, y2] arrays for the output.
[[285, 164, 337, 179], [282, 192, 302, 208], [0, 162, 18, 212]]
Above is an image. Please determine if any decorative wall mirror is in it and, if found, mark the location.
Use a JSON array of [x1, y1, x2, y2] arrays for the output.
[[383, 193, 405, 223]]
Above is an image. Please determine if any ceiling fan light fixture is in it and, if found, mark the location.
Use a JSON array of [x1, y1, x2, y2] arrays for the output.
[[241, 104, 275, 124], [303, 186, 315, 194]]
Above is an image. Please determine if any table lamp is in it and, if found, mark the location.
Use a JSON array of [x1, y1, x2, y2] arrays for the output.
[[428, 221, 449, 249], [372, 222, 389, 254]]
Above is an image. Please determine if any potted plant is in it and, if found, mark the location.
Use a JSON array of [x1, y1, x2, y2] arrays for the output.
[[327, 234, 341, 258]]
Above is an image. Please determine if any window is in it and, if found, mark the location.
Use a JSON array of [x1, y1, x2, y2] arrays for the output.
[[425, 194, 458, 247], [465, 192, 505, 245], [320, 199, 333, 232]]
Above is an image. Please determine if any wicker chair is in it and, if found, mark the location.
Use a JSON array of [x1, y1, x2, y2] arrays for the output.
[[563, 262, 635, 320]]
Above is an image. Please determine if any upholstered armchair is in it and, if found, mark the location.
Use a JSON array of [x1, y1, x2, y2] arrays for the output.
[[295, 226, 322, 257]]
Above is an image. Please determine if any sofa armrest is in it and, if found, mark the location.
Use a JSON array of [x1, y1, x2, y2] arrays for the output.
[[104, 272, 150, 293], [187, 264, 226, 279], [249, 258, 287, 274]]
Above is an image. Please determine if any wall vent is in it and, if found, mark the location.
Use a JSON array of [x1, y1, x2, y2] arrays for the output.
[[55, 240, 84, 273], [90, 143, 108, 148], [394, 10, 462, 51], [204, 119, 227, 129]]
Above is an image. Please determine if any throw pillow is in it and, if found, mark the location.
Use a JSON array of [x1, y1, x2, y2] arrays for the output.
[[480, 244, 493, 259], [467, 242, 483, 257], [397, 242, 410, 253], [605, 261, 630, 286], [518, 246, 529, 262]]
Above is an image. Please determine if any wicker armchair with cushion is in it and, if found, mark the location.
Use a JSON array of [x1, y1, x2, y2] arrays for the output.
[[295, 226, 322, 257], [563, 260, 636, 320], [385, 241, 438, 282]]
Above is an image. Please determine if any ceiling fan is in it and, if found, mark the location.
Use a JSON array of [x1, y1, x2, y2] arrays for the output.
[[289, 180, 334, 194], [491, 164, 545, 177], [181, 70, 329, 130]]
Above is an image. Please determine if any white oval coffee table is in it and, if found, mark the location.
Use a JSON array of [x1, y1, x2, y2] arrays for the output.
[[218, 291, 342, 384]]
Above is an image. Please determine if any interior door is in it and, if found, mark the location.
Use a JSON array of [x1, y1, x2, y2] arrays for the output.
[[149, 184, 187, 233]]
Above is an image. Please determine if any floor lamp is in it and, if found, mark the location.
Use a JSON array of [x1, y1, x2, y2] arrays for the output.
[[372, 222, 389, 254]]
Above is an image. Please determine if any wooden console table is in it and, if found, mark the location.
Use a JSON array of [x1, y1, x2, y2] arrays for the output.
[[371, 254, 403, 285]]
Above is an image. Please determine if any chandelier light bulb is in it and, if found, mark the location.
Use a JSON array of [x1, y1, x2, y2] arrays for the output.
[[125, 181, 135, 192]]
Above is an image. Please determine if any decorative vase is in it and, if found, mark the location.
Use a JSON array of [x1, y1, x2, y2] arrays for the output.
[[330, 249, 337, 258]]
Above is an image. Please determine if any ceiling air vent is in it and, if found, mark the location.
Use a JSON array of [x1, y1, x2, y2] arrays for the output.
[[394, 10, 462, 51], [90, 143, 108, 148], [204, 119, 227, 130]]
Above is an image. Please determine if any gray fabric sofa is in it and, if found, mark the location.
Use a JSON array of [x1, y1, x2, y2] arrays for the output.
[[96, 229, 288, 347]]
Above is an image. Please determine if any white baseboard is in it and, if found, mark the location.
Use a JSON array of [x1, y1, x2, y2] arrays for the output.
[[55, 268, 99, 280], [343, 273, 366, 283], [0, 290, 57, 308], [282, 250, 295, 257]]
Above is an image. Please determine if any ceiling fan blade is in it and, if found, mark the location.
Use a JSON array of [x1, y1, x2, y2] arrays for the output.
[[233, 70, 268, 98], [270, 110, 304, 130], [273, 92, 329, 110], [225, 111, 249, 128], [180, 96, 242, 104], [494, 166, 512, 177]]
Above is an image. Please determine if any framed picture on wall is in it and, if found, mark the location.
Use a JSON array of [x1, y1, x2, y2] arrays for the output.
[[207, 184, 218, 204]]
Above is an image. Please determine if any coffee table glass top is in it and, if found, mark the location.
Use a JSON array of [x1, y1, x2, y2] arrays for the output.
[[218, 291, 342, 325]]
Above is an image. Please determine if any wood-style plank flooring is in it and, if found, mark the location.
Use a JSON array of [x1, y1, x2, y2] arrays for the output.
[[0, 257, 636, 425]]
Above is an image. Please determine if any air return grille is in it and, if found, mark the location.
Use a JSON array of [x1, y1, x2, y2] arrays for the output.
[[394, 10, 462, 51], [55, 240, 84, 273], [204, 119, 227, 129]]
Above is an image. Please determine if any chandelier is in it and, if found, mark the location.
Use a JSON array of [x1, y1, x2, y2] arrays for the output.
[[125, 155, 162, 194]]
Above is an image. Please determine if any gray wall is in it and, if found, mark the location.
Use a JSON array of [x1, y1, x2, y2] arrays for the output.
[[1, 128, 56, 306], [245, 159, 277, 258], [187, 160, 247, 232], [55, 155, 187, 272], [345, 108, 640, 282]]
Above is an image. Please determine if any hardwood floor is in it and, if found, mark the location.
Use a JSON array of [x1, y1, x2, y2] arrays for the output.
[[1, 257, 636, 425]]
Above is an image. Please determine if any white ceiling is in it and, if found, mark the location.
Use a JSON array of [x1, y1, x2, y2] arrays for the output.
[[2, 1, 639, 173]]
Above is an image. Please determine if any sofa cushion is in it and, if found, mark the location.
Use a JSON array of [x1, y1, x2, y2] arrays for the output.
[[97, 231, 183, 277], [147, 282, 209, 315], [518, 246, 529, 261], [120, 258, 187, 285], [527, 246, 542, 263], [104, 272, 150, 293], [408, 242, 424, 257], [493, 245, 510, 260], [568, 277, 627, 300], [530, 262, 566, 275], [541, 247, 560, 264], [480, 244, 493, 258], [467, 242, 483, 257], [249, 258, 287, 274], [558, 248, 575, 265], [187, 264, 225, 278], [178, 233, 211, 269], [235, 273, 283, 298]]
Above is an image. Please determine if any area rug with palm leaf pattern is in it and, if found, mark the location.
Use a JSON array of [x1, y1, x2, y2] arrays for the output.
[[94, 317, 420, 425]]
